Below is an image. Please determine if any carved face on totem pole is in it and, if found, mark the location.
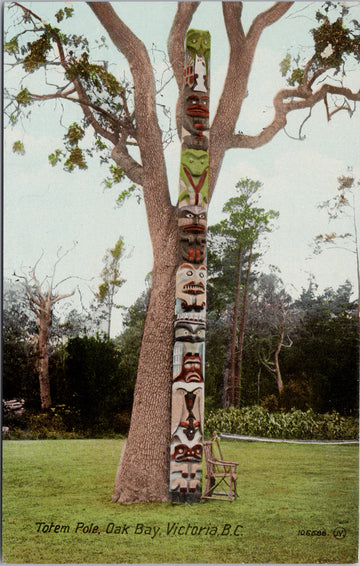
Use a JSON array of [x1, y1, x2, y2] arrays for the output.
[[182, 84, 209, 151], [173, 320, 205, 384], [179, 150, 209, 207], [176, 263, 206, 313], [178, 205, 207, 264]]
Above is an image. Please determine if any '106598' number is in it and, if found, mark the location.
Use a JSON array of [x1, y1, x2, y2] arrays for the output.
[[298, 529, 327, 537]]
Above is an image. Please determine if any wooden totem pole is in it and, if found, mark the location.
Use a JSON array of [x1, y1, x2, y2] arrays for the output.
[[169, 29, 210, 503]]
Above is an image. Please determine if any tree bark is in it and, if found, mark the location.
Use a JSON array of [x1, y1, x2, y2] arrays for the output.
[[37, 299, 52, 410], [113, 209, 178, 502]]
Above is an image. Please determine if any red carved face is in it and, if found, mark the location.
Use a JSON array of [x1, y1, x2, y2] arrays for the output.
[[174, 353, 204, 383]]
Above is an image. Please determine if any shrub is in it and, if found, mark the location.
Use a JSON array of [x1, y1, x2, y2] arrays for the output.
[[204, 406, 359, 440]]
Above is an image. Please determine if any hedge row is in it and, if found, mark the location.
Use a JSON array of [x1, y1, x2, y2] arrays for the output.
[[204, 406, 359, 441]]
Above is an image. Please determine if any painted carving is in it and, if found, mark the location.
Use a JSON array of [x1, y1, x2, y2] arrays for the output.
[[176, 263, 206, 313], [178, 205, 207, 264], [171, 384, 203, 438], [169, 28, 210, 503], [169, 461, 202, 494], [182, 85, 209, 150], [179, 150, 209, 207], [185, 29, 210, 92]]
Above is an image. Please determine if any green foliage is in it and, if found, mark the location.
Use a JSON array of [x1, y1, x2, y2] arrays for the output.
[[64, 146, 87, 171], [4, 36, 19, 54], [279, 52, 291, 76], [23, 31, 52, 72], [64, 335, 129, 432], [65, 122, 85, 146], [55, 7, 74, 23], [104, 164, 125, 188], [204, 406, 359, 440], [288, 67, 304, 86], [115, 183, 142, 204], [12, 141, 25, 155], [313, 11, 360, 69], [207, 178, 278, 313], [15, 88, 31, 106], [279, 3, 360, 87], [48, 149, 63, 166], [66, 52, 123, 96], [110, 238, 124, 260]]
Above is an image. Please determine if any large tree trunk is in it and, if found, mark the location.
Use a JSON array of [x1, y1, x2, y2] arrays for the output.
[[113, 210, 178, 503]]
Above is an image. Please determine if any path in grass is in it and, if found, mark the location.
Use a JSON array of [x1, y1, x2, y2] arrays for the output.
[[2, 439, 358, 563]]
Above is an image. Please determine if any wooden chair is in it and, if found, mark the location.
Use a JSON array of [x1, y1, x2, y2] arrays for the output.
[[202, 432, 238, 501]]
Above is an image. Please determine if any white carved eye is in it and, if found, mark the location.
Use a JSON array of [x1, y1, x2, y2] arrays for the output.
[[186, 270, 193, 276]]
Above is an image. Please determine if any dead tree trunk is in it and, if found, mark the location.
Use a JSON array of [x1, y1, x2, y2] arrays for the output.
[[16, 252, 75, 411], [37, 295, 52, 409]]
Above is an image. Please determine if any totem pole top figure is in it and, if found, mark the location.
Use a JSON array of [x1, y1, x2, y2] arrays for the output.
[[185, 29, 210, 93]]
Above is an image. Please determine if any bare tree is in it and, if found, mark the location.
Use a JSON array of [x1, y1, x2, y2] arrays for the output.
[[5, 1, 360, 502], [15, 249, 76, 410]]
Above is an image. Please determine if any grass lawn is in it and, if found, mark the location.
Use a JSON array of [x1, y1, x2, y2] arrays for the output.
[[2, 439, 358, 563]]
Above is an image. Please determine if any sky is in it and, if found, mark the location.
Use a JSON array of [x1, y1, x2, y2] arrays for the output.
[[3, 0, 360, 336]]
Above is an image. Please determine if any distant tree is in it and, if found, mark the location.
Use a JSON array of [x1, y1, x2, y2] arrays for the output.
[[247, 271, 294, 396], [207, 179, 278, 406], [96, 238, 126, 340], [115, 289, 148, 394], [313, 173, 360, 373], [290, 279, 358, 414], [65, 334, 123, 432], [15, 249, 76, 410], [3, 281, 38, 404]]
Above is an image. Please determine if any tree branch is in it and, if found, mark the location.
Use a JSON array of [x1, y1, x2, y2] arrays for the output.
[[89, 2, 173, 231], [209, 2, 293, 200], [246, 2, 294, 46], [111, 137, 143, 185], [88, 4, 165, 169], [50, 289, 76, 305], [167, 1, 199, 136], [228, 83, 360, 150]]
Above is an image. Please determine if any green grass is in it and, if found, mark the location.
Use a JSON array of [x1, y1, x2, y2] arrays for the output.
[[2, 439, 358, 563]]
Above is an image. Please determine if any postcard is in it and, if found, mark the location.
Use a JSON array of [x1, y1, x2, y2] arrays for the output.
[[2, 1, 359, 563]]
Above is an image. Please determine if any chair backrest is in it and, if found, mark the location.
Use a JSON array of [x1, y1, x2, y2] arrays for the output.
[[203, 441, 215, 474], [212, 432, 224, 461]]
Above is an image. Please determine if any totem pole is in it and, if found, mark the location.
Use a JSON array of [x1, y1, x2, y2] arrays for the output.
[[169, 29, 210, 503]]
